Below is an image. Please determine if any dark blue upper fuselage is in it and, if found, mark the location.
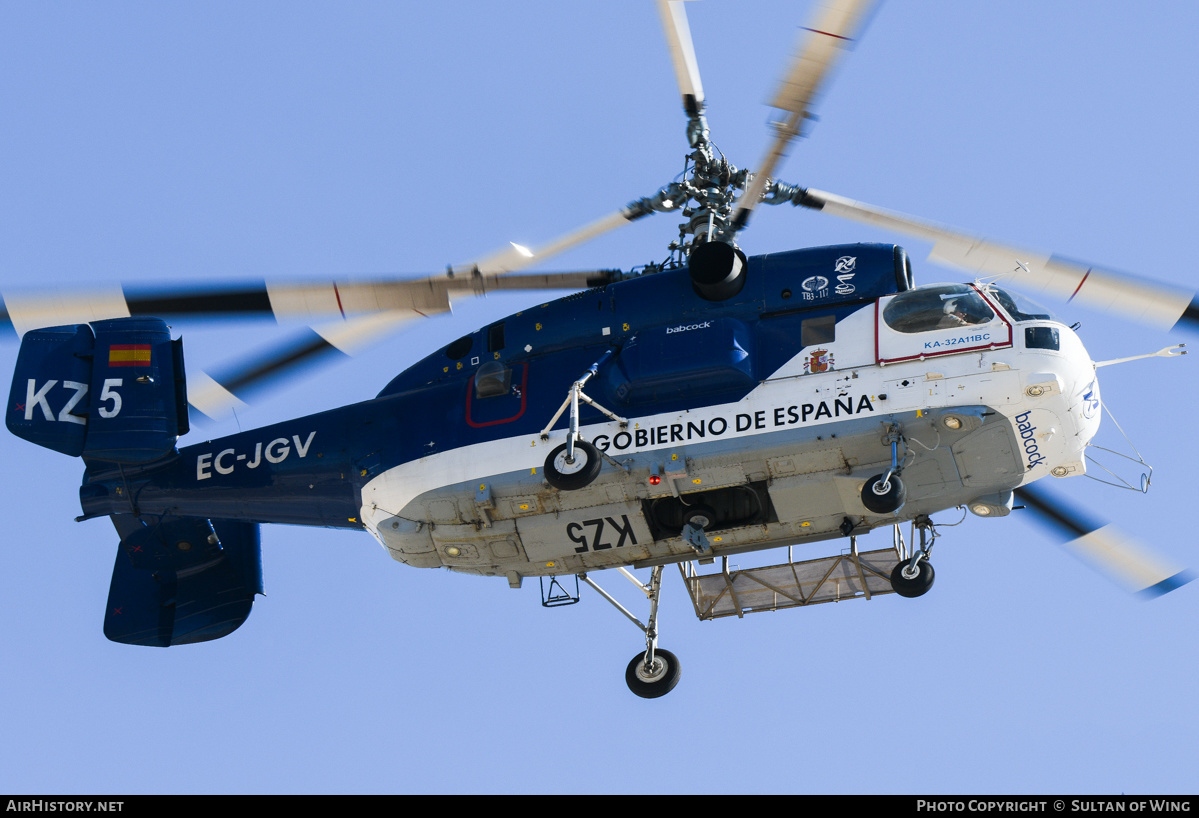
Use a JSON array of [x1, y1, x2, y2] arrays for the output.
[[79, 244, 910, 527]]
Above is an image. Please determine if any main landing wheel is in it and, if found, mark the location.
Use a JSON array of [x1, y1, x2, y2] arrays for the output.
[[625, 649, 682, 699], [861, 473, 906, 514], [890, 559, 935, 598], [544, 440, 601, 491]]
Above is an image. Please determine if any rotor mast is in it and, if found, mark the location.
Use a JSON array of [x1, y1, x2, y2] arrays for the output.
[[655, 0, 747, 259], [653, 0, 878, 262]]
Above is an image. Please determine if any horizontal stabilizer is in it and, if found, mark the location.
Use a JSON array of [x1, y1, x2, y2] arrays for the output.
[[104, 515, 263, 647]]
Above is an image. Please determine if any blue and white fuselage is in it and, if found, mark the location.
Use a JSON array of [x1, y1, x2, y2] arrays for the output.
[[78, 243, 1101, 587]]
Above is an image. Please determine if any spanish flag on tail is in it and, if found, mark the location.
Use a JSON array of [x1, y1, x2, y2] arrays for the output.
[[108, 344, 151, 367]]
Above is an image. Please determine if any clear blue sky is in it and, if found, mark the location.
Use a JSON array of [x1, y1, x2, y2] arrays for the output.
[[1, 0, 1196, 794]]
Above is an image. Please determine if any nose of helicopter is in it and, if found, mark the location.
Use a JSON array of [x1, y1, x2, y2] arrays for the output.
[[1008, 321, 1101, 479], [1055, 322, 1102, 449]]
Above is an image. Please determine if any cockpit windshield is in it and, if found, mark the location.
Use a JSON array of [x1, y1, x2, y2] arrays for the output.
[[882, 284, 995, 333], [984, 286, 1056, 322]]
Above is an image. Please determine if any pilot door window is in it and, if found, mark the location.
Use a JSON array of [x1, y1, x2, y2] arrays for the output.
[[882, 284, 995, 333], [474, 361, 512, 399], [467, 361, 526, 427], [878, 284, 1011, 364], [474, 322, 512, 399]]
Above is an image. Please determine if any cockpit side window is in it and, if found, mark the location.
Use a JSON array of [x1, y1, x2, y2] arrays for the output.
[[882, 284, 995, 333], [986, 287, 1054, 322]]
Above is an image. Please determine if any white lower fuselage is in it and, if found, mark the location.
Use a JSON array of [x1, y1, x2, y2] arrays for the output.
[[361, 300, 1100, 583]]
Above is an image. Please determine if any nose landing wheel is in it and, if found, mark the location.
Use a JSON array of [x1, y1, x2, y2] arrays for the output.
[[890, 558, 935, 598], [889, 515, 938, 598]]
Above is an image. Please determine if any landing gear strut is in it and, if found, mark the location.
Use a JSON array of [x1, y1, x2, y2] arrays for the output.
[[862, 424, 908, 514], [539, 350, 628, 491], [890, 516, 938, 598], [579, 565, 683, 698]]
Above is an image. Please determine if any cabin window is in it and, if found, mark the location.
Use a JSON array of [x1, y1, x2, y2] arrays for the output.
[[883, 284, 995, 333], [445, 335, 473, 360], [474, 361, 512, 398], [801, 315, 836, 346], [487, 322, 506, 353]]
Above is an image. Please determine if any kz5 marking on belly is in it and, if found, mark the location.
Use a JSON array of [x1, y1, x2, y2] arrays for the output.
[[567, 515, 638, 553], [197, 432, 316, 480]]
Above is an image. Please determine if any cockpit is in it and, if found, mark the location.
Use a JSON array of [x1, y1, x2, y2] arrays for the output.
[[882, 284, 995, 333], [882, 283, 1057, 334], [876, 283, 1063, 363]]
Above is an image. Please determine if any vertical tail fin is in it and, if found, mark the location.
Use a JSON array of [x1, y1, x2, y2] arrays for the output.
[[7, 317, 188, 463]]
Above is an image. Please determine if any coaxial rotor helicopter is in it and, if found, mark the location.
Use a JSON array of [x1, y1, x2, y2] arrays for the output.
[[3, 0, 1195, 700]]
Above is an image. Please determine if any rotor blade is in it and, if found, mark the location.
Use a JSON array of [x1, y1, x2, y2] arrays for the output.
[[178, 264, 622, 417], [0, 270, 618, 335], [656, 0, 705, 117], [449, 194, 670, 276], [163, 268, 617, 418], [2, 195, 644, 417], [731, 0, 878, 231], [186, 311, 422, 420], [4, 187, 663, 414], [791, 187, 1199, 332], [1015, 486, 1194, 598], [1, 181, 666, 335], [259, 270, 618, 320], [768, 0, 879, 116]]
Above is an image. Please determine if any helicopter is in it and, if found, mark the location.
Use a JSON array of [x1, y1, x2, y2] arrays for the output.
[[3, 0, 1195, 701]]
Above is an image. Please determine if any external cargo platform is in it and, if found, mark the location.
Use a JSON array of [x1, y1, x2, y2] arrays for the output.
[[681, 546, 902, 620]]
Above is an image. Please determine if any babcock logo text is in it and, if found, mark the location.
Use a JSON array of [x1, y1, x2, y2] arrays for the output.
[[1015, 411, 1046, 468], [666, 321, 712, 334]]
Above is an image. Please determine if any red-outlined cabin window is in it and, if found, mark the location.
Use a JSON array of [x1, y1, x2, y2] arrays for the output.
[[465, 362, 527, 427], [876, 284, 1012, 364]]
